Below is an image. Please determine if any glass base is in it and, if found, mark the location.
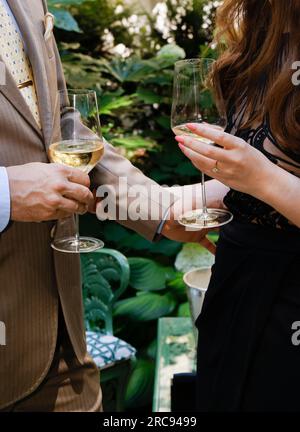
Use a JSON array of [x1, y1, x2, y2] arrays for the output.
[[178, 208, 233, 229], [51, 236, 104, 254]]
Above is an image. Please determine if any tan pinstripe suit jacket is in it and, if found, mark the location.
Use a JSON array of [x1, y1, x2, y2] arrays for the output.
[[0, 0, 174, 409]]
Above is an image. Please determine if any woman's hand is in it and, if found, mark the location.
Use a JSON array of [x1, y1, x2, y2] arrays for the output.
[[175, 123, 275, 199]]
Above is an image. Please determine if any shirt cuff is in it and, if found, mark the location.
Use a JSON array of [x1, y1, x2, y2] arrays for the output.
[[0, 167, 11, 232]]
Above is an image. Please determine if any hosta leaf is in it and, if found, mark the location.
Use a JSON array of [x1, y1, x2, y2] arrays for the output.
[[101, 57, 156, 83], [175, 243, 215, 273], [167, 273, 187, 301], [114, 292, 176, 321], [125, 359, 155, 409], [128, 258, 166, 291]]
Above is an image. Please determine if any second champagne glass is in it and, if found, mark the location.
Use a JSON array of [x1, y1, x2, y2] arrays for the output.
[[48, 89, 105, 253], [171, 58, 233, 228]]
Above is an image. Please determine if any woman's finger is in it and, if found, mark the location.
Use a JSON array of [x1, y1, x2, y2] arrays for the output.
[[175, 135, 230, 162], [187, 123, 243, 149], [178, 143, 214, 169], [178, 143, 218, 173], [178, 143, 232, 180]]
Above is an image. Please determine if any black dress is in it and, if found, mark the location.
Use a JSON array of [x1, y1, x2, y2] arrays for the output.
[[195, 108, 300, 412]]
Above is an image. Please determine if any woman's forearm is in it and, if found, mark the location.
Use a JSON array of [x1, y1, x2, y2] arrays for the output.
[[256, 163, 300, 228]]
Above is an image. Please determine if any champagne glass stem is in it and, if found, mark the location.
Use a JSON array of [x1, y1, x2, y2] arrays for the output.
[[201, 172, 208, 215], [74, 213, 80, 252]]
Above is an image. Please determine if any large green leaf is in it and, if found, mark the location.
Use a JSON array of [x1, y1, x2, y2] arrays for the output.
[[114, 292, 176, 321], [100, 94, 137, 116], [175, 243, 215, 273], [100, 57, 157, 83], [125, 359, 155, 409], [128, 258, 167, 291], [100, 46, 183, 83], [49, 8, 82, 32], [167, 272, 187, 301]]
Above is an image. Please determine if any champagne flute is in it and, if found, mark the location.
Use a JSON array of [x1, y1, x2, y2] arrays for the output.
[[48, 89, 105, 253], [171, 58, 233, 228]]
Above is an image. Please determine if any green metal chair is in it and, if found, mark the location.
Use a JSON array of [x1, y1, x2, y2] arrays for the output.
[[81, 248, 136, 412]]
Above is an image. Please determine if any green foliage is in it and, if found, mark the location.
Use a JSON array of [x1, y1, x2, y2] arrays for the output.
[[125, 359, 155, 409], [128, 258, 167, 292], [48, 0, 86, 32], [177, 302, 191, 317], [114, 292, 176, 322]]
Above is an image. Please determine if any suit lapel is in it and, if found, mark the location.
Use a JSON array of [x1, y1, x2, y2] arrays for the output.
[[3, 0, 53, 145], [0, 55, 42, 138]]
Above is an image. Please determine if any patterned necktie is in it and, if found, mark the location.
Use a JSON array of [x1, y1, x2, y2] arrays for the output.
[[0, 1, 41, 129]]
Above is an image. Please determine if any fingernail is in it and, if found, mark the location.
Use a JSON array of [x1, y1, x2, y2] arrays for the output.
[[175, 136, 185, 143], [178, 143, 186, 152]]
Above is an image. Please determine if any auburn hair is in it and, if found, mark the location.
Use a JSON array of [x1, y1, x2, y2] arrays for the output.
[[212, 0, 300, 153]]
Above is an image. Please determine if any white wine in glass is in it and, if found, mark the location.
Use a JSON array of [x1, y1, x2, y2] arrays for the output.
[[49, 139, 104, 174], [172, 123, 224, 145], [49, 89, 105, 253], [171, 58, 233, 229]]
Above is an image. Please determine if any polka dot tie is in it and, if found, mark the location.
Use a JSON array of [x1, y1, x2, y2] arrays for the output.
[[0, 1, 41, 129]]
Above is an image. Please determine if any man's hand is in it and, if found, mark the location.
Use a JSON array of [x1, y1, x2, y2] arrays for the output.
[[161, 181, 230, 254], [7, 162, 93, 222], [162, 213, 216, 254]]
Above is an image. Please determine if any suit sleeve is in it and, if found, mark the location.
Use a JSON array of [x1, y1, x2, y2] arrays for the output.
[[52, 41, 176, 241]]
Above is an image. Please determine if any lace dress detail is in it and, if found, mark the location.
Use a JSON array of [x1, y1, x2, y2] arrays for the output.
[[223, 106, 300, 231]]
